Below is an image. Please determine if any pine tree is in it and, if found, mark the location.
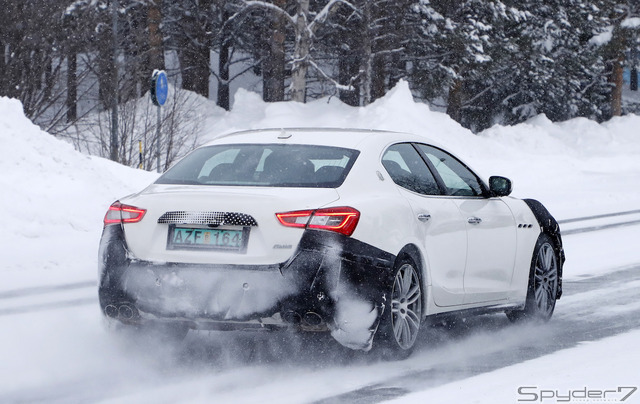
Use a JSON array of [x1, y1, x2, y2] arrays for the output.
[[410, 0, 614, 130], [164, 0, 215, 98], [599, 0, 640, 116], [0, 0, 68, 121], [501, 0, 610, 123]]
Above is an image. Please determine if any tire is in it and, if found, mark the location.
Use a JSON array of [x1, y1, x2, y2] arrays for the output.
[[375, 258, 423, 358], [507, 233, 559, 322]]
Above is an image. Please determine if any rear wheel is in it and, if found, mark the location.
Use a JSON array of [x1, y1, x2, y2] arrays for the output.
[[375, 258, 423, 357], [507, 234, 559, 322]]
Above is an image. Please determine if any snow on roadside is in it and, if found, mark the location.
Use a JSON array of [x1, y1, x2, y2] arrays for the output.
[[477, 113, 640, 218], [0, 97, 157, 290], [388, 328, 640, 404]]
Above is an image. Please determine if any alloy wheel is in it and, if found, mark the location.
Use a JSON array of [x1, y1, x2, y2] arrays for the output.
[[534, 242, 558, 318], [391, 263, 422, 349]]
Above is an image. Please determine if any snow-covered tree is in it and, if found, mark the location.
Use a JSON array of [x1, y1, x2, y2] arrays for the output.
[[410, 0, 614, 130], [597, 0, 640, 116], [164, 0, 262, 109], [163, 0, 216, 99], [410, 0, 525, 129], [0, 0, 68, 123], [239, 0, 358, 102], [501, 0, 610, 123]]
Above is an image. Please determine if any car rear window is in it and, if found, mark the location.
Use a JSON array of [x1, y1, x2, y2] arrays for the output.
[[155, 144, 360, 188]]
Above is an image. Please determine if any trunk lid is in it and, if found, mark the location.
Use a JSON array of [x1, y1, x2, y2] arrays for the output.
[[120, 184, 340, 265]]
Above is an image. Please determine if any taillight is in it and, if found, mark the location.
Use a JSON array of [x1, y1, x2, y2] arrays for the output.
[[104, 202, 146, 226], [276, 207, 360, 236]]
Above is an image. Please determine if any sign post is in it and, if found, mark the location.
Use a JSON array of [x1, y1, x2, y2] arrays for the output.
[[150, 70, 168, 173]]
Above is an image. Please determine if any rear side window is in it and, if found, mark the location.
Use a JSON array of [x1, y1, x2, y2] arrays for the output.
[[382, 143, 441, 195], [156, 144, 359, 188]]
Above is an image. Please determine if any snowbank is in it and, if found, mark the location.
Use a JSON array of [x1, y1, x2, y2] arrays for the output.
[[203, 80, 640, 218], [0, 97, 157, 289], [205, 81, 468, 145], [476, 113, 640, 217]]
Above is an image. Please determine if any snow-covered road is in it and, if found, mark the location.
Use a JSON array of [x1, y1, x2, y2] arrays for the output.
[[2, 222, 639, 404]]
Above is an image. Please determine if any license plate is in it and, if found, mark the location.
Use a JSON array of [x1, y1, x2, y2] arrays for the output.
[[167, 226, 249, 252]]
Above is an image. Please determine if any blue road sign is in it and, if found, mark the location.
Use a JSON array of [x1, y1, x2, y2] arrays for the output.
[[151, 70, 168, 106]]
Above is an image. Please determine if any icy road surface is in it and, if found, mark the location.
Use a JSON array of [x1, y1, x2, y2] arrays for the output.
[[1, 223, 640, 404]]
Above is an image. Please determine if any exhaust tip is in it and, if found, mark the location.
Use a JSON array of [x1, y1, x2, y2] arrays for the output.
[[282, 310, 302, 324], [104, 304, 119, 318], [118, 304, 136, 320], [302, 312, 323, 327]]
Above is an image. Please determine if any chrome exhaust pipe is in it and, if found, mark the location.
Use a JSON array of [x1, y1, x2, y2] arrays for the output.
[[104, 304, 119, 318], [282, 310, 302, 324], [118, 304, 136, 320], [302, 312, 323, 327]]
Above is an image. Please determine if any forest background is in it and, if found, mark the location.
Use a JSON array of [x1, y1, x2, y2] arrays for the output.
[[1, 0, 638, 168]]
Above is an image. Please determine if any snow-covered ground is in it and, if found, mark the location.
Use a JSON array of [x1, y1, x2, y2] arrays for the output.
[[1, 83, 640, 403], [390, 329, 640, 404]]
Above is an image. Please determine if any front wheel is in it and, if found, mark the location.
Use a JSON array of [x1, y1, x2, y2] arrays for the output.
[[375, 258, 423, 357], [507, 234, 559, 322]]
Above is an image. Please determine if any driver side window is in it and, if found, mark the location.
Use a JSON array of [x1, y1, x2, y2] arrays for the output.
[[416, 144, 484, 197], [382, 143, 441, 195]]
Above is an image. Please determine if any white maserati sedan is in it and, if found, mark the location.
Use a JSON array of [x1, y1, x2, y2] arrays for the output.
[[99, 128, 564, 356]]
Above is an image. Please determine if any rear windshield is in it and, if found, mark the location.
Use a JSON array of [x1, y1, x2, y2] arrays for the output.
[[156, 144, 360, 188]]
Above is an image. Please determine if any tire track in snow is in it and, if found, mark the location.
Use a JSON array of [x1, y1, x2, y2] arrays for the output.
[[561, 219, 640, 235], [0, 280, 94, 299], [560, 209, 640, 235], [314, 264, 640, 403], [0, 281, 96, 317], [0, 297, 96, 316], [557, 209, 640, 224]]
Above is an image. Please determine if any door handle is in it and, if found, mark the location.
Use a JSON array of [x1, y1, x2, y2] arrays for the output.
[[417, 214, 431, 222], [468, 217, 482, 224]]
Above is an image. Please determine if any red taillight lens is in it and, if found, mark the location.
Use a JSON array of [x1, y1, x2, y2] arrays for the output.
[[275, 210, 314, 229], [104, 202, 146, 226], [276, 207, 360, 236]]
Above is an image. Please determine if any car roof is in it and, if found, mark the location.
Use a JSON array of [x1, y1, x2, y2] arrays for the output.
[[205, 128, 445, 150]]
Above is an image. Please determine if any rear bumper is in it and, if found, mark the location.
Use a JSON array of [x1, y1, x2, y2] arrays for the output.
[[98, 225, 396, 349]]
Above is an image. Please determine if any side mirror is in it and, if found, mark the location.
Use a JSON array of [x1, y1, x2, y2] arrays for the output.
[[489, 176, 512, 197]]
